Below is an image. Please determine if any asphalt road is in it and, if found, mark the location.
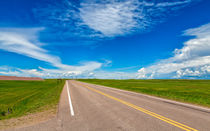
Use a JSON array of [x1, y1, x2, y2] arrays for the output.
[[5, 80, 210, 131]]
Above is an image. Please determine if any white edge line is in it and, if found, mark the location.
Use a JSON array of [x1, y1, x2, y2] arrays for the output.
[[66, 81, 75, 116]]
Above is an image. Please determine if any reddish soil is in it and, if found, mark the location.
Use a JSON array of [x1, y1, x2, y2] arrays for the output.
[[0, 76, 43, 80]]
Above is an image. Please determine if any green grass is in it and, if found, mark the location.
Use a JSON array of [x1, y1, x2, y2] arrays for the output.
[[0, 79, 65, 120], [78, 79, 210, 107]]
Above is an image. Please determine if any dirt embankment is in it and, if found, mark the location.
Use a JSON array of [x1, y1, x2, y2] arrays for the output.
[[0, 76, 43, 80]]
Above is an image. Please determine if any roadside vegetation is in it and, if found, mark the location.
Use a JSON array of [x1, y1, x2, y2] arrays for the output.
[[78, 79, 210, 107], [0, 79, 65, 120]]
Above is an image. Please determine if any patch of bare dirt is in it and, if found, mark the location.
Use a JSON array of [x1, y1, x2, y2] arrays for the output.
[[0, 76, 43, 80], [0, 108, 56, 130]]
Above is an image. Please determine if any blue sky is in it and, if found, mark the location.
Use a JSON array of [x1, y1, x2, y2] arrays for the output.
[[0, 0, 210, 79]]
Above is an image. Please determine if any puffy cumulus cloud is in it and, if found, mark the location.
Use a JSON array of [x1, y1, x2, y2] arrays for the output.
[[137, 23, 210, 79], [137, 68, 147, 79], [34, 0, 195, 38], [87, 71, 138, 79], [0, 66, 99, 78], [0, 28, 103, 78], [0, 66, 138, 79], [175, 65, 210, 79]]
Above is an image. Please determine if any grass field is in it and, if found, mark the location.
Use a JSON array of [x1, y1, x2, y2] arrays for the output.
[[78, 79, 210, 107], [0, 79, 65, 120]]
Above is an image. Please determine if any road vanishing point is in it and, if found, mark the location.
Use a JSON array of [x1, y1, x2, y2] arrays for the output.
[[5, 80, 210, 131]]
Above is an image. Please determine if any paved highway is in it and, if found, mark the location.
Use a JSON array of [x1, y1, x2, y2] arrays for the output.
[[6, 80, 210, 131]]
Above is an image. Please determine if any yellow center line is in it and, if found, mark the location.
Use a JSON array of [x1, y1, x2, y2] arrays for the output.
[[75, 81, 198, 131]]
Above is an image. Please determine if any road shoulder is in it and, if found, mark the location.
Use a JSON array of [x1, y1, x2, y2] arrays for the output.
[[77, 80, 210, 113], [0, 108, 56, 130]]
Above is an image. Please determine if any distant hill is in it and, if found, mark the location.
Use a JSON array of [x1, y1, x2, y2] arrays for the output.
[[0, 76, 43, 80]]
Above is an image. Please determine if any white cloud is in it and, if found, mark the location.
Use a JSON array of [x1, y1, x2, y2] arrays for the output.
[[156, 0, 192, 7], [79, 0, 192, 37], [0, 62, 103, 78], [137, 23, 210, 79], [0, 64, 138, 79], [79, 0, 141, 37], [0, 28, 103, 77], [78, 0, 193, 37], [137, 68, 147, 79], [88, 71, 137, 79], [0, 27, 61, 67], [34, 0, 195, 38]]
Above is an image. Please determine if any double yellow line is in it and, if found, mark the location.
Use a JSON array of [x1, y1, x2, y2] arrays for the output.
[[76, 82, 198, 131]]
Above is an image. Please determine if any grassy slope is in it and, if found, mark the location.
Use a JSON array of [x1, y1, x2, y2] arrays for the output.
[[78, 79, 210, 107], [0, 79, 65, 120]]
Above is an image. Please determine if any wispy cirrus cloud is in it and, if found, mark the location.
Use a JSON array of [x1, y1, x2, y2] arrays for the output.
[[79, 0, 194, 37], [137, 23, 210, 79], [0, 27, 61, 67], [33, 0, 196, 39], [0, 27, 103, 77]]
